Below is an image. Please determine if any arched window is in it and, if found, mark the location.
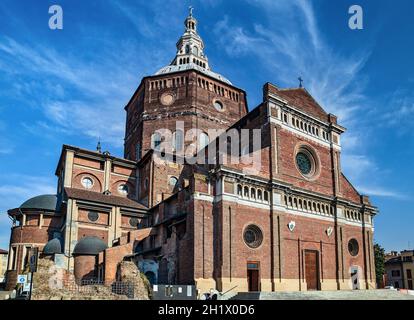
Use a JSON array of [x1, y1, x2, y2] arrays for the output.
[[244, 186, 249, 198], [151, 132, 162, 150], [198, 132, 209, 151], [263, 191, 269, 202], [185, 45, 190, 54], [257, 190, 262, 201], [237, 185, 242, 196], [251, 188, 256, 199], [193, 46, 199, 56], [169, 176, 178, 190], [172, 131, 184, 151]]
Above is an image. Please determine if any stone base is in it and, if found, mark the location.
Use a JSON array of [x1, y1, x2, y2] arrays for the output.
[[196, 277, 375, 295], [320, 279, 338, 291], [195, 278, 217, 296]]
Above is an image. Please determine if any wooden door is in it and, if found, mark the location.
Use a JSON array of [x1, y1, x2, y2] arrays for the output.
[[247, 262, 260, 291], [305, 250, 319, 290], [247, 270, 259, 291]]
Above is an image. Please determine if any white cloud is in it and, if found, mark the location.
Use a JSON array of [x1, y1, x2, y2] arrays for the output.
[[356, 187, 406, 199], [214, 2, 370, 123], [0, 1, 186, 149], [381, 91, 414, 133], [0, 174, 56, 213]]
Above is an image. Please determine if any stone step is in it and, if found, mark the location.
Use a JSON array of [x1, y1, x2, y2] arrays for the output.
[[230, 290, 414, 300]]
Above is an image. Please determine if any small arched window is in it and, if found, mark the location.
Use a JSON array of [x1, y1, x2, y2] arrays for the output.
[[185, 45, 190, 54], [244, 186, 249, 198], [251, 188, 256, 199], [169, 176, 178, 190], [172, 131, 184, 151], [198, 132, 209, 151], [263, 191, 269, 202], [237, 185, 242, 196], [193, 46, 199, 56], [151, 132, 162, 150], [257, 190, 262, 201]]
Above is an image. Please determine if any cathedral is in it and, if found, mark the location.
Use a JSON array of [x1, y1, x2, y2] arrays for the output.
[[4, 10, 377, 294]]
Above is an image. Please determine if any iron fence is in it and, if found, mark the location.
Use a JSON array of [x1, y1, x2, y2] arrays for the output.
[[62, 279, 135, 299]]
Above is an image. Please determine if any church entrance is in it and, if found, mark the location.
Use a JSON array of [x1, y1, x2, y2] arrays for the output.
[[304, 250, 320, 291], [351, 266, 360, 290], [247, 262, 260, 291]]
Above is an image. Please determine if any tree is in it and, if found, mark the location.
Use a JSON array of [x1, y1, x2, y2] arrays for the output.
[[374, 243, 385, 288]]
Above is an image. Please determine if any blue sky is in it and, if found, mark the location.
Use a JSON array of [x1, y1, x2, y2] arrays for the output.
[[0, 0, 413, 251]]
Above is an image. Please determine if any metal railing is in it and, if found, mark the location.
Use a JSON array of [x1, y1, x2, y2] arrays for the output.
[[62, 279, 135, 299]]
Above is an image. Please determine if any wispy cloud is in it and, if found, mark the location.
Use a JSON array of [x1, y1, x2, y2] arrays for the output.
[[214, 0, 370, 123], [356, 187, 407, 199], [0, 174, 56, 213], [380, 90, 414, 135], [0, 0, 187, 150], [212, 0, 404, 199]]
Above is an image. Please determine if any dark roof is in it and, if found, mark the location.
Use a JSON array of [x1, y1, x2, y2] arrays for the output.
[[276, 88, 329, 122], [73, 237, 108, 255], [43, 238, 62, 255], [0, 249, 8, 254], [20, 194, 58, 211], [64, 188, 147, 211], [385, 257, 401, 265]]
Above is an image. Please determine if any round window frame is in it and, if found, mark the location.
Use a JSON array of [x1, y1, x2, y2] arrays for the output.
[[243, 224, 264, 249], [294, 144, 320, 180], [129, 217, 140, 228], [118, 183, 129, 196], [213, 99, 225, 112], [160, 92, 176, 106], [348, 238, 359, 257], [81, 177, 94, 189], [87, 211, 99, 222]]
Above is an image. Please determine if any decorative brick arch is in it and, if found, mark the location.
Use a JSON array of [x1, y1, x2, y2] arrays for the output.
[[73, 172, 102, 192]]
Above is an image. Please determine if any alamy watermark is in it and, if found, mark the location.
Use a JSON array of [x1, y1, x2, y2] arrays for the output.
[[348, 5, 363, 30], [49, 5, 63, 30]]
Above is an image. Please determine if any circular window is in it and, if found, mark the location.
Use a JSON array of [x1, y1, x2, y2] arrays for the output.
[[214, 100, 224, 111], [296, 152, 312, 175], [88, 211, 99, 222], [81, 177, 93, 189], [243, 225, 263, 249], [160, 92, 175, 106], [295, 146, 319, 178], [129, 217, 140, 228], [348, 239, 359, 256], [118, 184, 128, 195]]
